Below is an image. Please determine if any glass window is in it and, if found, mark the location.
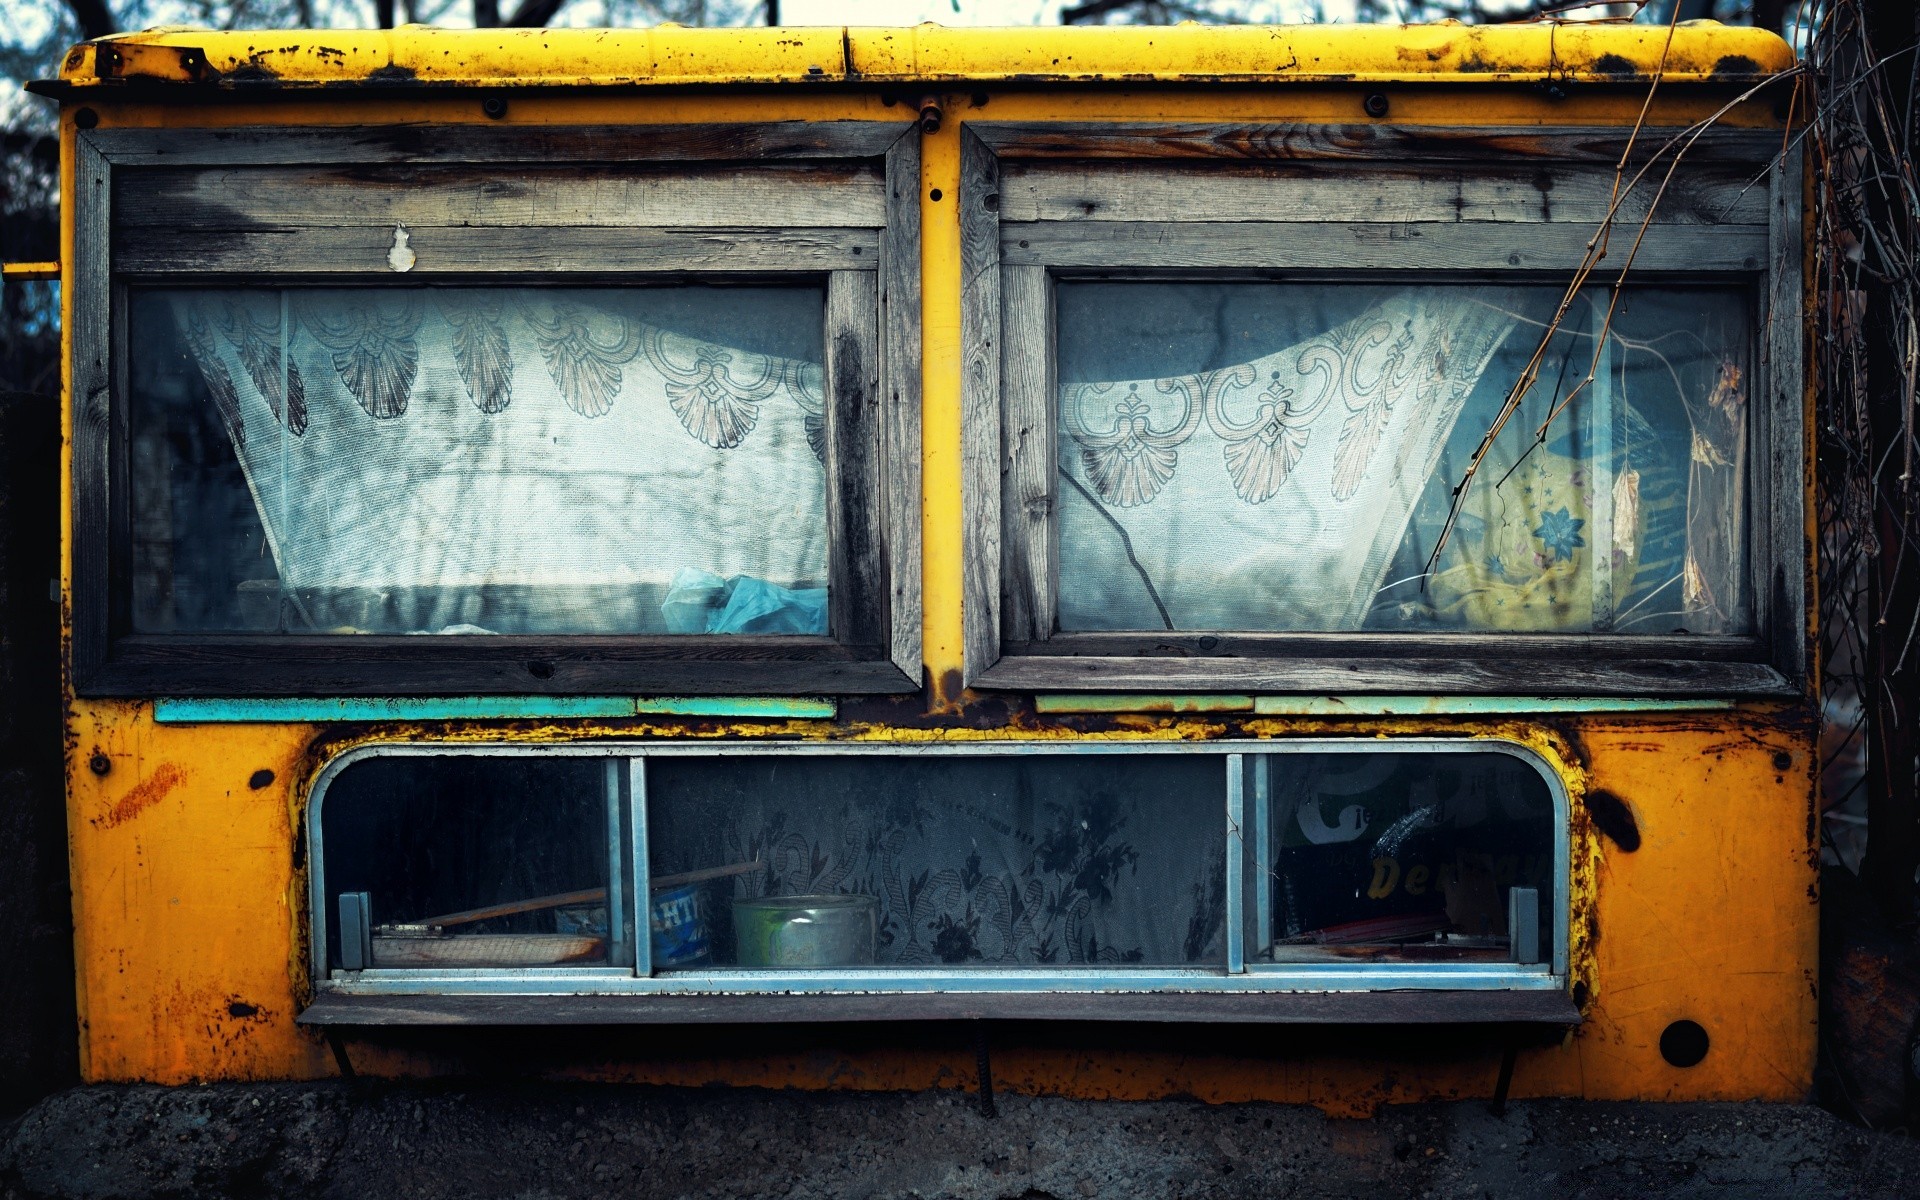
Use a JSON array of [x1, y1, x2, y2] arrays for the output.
[[312, 744, 1563, 987], [1054, 283, 1750, 636], [320, 755, 629, 970], [1248, 751, 1556, 966], [645, 754, 1226, 968], [129, 285, 830, 637]]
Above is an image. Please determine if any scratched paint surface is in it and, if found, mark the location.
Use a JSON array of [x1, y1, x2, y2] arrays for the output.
[[53, 25, 1795, 90], [58, 30, 1815, 1109]]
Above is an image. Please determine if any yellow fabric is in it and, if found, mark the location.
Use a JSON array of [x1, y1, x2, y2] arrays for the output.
[[1426, 449, 1643, 632]]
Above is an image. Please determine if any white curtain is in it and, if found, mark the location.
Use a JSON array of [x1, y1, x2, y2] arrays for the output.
[[1058, 288, 1523, 631], [169, 288, 829, 635]]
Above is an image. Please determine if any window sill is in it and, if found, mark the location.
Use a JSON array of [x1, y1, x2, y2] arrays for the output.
[[974, 654, 1797, 698], [75, 636, 919, 698], [298, 988, 1582, 1027]]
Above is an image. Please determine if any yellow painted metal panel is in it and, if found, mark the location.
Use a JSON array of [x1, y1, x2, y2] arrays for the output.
[[61, 704, 1815, 1107], [56, 60, 1815, 1108], [54, 23, 1794, 90]]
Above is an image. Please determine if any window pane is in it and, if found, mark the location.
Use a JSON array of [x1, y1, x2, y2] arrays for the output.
[[130, 285, 830, 636], [1253, 752, 1556, 965], [645, 754, 1227, 968], [320, 756, 624, 970], [1055, 283, 1750, 635]]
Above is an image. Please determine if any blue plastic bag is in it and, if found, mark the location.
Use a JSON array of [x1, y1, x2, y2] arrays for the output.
[[660, 567, 828, 635]]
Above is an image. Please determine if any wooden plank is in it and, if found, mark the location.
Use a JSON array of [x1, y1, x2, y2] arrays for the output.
[[997, 160, 1767, 227], [881, 131, 925, 684], [972, 654, 1795, 697], [419, 889, 609, 929], [415, 863, 758, 929], [1763, 141, 1809, 687], [77, 638, 919, 698], [971, 121, 1784, 167], [115, 162, 888, 231], [113, 226, 880, 275], [1016, 632, 1764, 661], [368, 933, 605, 968], [299, 987, 1583, 1027], [999, 265, 1056, 643], [999, 220, 1768, 273], [87, 122, 907, 168], [825, 270, 885, 648], [959, 126, 1004, 686], [68, 134, 113, 691]]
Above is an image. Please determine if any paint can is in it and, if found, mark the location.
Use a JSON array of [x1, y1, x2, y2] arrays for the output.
[[649, 882, 711, 968], [733, 894, 878, 967]]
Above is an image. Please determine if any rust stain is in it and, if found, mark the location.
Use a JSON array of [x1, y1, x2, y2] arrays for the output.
[[94, 762, 187, 829]]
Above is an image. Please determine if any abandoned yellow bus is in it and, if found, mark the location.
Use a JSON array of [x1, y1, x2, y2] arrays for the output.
[[34, 20, 1810, 1111]]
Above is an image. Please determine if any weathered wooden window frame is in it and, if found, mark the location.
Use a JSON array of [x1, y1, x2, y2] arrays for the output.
[[957, 122, 1807, 697], [70, 122, 923, 697]]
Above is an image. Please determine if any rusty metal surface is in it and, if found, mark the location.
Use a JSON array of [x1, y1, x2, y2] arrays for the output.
[[51, 52, 1818, 1108], [38, 24, 1795, 94]]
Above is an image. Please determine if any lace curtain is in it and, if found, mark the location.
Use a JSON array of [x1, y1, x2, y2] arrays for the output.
[[1055, 284, 1750, 636], [1058, 287, 1524, 632], [152, 287, 830, 635], [150, 283, 1749, 639]]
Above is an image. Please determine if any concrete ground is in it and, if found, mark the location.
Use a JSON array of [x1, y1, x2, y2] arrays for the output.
[[5, 1083, 1920, 1200]]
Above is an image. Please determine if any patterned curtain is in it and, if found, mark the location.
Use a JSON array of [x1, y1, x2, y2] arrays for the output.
[[646, 755, 1228, 968], [167, 288, 830, 635], [1058, 288, 1524, 632]]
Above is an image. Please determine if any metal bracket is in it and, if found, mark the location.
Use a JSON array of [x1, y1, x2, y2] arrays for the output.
[[1507, 886, 1542, 967], [338, 891, 372, 971]]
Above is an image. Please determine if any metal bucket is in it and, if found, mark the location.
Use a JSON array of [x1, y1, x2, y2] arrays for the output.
[[733, 893, 878, 967], [649, 882, 711, 968]]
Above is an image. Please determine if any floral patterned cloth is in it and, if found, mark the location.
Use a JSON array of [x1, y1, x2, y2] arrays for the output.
[[1057, 288, 1523, 632], [646, 755, 1228, 968], [166, 287, 829, 635]]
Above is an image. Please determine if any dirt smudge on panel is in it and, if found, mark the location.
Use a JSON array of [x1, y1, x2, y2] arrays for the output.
[[93, 763, 187, 830]]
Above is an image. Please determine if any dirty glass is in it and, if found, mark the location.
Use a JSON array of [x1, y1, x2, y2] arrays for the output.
[[643, 755, 1228, 969], [320, 755, 628, 970], [128, 285, 830, 636], [1054, 283, 1751, 636], [1248, 751, 1556, 966]]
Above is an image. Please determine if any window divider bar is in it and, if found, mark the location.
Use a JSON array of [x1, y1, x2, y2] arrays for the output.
[[1226, 752, 1245, 974], [1252, 755, 1271, 970], [630, 756, 652, 978], [604, 759, 630, 969]]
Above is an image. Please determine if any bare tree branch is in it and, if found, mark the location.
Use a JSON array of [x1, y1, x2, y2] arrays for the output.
[[62, 0, 117, 41], [503, 0, 569, 26]]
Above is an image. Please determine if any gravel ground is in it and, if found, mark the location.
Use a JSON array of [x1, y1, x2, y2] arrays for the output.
[[6, 1082, 1920, 1200]]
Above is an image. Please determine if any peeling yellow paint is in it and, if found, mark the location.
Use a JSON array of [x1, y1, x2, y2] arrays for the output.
[[50, 23, 1795, 91], [57, 27, 1815, 1109]]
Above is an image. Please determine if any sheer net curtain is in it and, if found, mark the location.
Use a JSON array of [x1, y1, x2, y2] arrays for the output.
[[138, 286, 832, 636], [1055, 284, 1751, 637]]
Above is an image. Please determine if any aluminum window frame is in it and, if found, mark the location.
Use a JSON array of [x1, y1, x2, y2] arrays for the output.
[[303, 737, 1573, 1002], [68, 122, 923, 697], [956, 120, 1808, 697]]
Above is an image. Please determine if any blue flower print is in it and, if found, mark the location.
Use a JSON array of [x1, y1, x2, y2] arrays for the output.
[[1533, 507, 1586, 563]]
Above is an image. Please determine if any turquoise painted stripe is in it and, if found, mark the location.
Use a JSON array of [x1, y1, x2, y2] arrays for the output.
[[153, 696, 836, 724], [631, 697, 835, 719]]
